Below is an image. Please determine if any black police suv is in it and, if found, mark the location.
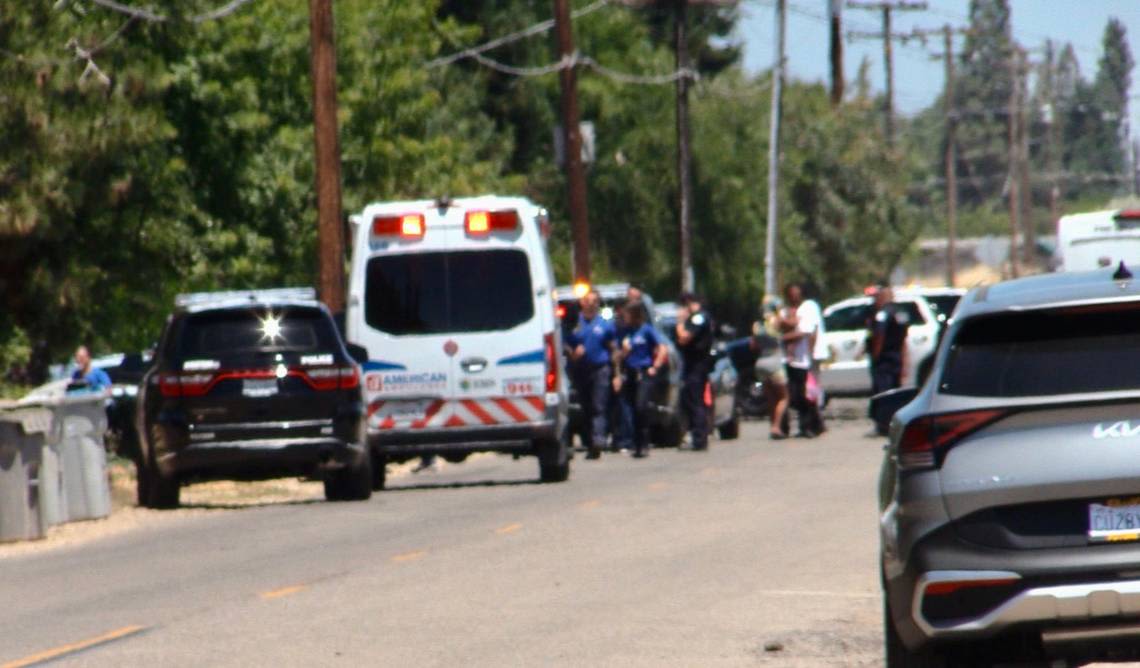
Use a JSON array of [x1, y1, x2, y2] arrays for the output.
[[135, 289, 371, 508]]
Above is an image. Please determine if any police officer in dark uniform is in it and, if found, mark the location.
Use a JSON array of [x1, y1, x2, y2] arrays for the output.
[[570, 289, 618, 460], [675, 292, 714, 451], [868, 285, 910, 434]]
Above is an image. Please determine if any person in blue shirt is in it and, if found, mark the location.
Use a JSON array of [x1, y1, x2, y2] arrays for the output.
[[570, 290, 618, 460], [616, 300, 668, 458], [71, 345, 112, 394]]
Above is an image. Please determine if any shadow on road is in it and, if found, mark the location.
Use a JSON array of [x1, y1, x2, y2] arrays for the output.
[[384, 478, 543, 492]]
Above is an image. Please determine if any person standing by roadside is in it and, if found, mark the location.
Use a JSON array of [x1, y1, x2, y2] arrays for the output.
[[867, 285, 910, 435], [570, 290, 618, 460], [71, 345, 112, 394], [778, 284, 825, 438], [675, 292, 714, 451], [616, 301, 668, 458]]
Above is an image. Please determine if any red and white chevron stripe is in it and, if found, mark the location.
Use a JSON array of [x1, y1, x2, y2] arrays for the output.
[[368, 397, 546, 430]]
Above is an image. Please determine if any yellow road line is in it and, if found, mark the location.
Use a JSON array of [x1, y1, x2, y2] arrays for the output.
[[495, 522, 523, 535], [260, 584, 307, 600], [2, 625, 147, 668], [391, 549, 427, 563], [578, 499, 601, 510]]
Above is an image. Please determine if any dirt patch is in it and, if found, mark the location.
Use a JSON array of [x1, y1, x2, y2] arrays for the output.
[[0, 457, 431, 558]]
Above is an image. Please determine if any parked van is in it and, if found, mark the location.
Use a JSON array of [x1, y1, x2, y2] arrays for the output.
[[1055, 208, 1140, 272], [345, 196, 570, 489]]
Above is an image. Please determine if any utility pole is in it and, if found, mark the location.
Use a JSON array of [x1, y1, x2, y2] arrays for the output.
[[552, 0, 591, 283], [308, 0, 345, 314], [829, 0, 844, 107], [1006, 45, 1021, 278], [1017, 47, 1033, 269], [846, 1, 927, 146], [941, 25, 958, 287], [763, 0, 785, 302], [675, 0, 695, 293]]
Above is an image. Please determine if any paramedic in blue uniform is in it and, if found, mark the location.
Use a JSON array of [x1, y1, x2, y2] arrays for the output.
[[570, 290, 618, 460], [616, 300, 668, 458], [674, 292, 714, 451]]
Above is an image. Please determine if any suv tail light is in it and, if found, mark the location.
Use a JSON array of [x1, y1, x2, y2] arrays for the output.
[[294, 365, 360, 391], [465, 210, 519, 235], [158, 372, 215, 398], [544, 332, 558, 393], [898, 409, 1008, 470]]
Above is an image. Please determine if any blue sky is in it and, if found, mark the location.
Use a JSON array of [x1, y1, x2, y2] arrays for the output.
[[738, 1, 1140, 137]]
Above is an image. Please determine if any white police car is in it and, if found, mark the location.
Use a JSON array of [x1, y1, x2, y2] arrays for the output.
[[346, 196, 570, 488]]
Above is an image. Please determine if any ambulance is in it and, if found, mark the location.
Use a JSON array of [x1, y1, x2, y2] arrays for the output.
[[345, 196, 569, 489]]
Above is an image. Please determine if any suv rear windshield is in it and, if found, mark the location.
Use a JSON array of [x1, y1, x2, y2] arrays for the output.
[[365, 250, 534, 335], [174, 308, 338, 358], [941, 305, 1140, 396]]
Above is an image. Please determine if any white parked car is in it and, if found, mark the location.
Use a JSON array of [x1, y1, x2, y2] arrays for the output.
[[817, 294, 941, 395]]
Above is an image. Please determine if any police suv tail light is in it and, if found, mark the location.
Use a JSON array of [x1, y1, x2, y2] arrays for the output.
[[544, 332, 558, 393], [898, 409, 1007, 470], [294, 365, 360, 391], [159, 372, 215, 398], [372, 214, 425, 238], [465, 210, 519, 235]]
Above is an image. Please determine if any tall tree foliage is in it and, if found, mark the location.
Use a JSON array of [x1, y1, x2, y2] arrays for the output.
[[954, 0, 1012, 205]]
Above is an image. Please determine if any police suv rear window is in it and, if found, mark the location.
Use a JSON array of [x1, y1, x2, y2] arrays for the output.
[[175, 308, 338, 357], [365, 250, 534, 335], [941, 305, 1140, 397]]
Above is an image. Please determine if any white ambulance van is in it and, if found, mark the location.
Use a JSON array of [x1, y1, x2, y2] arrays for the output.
[[345, 196, 569, 488], [1055, 208, 1140, 272]]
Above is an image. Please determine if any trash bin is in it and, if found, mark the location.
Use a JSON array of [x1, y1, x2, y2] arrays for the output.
[[0, 407, 49, 542], [49, 396, 111, 522]]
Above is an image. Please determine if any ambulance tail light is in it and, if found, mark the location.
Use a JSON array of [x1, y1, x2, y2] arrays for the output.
[[465, 210, 519, 235], [544, 332, 558, 393], [372, 214, 425, 238]]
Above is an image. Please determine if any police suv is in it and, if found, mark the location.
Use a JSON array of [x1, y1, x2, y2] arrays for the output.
[[346, 196, 570, 488]]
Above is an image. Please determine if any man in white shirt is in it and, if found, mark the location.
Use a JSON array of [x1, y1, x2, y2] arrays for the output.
[[777, 284, 826, 437]]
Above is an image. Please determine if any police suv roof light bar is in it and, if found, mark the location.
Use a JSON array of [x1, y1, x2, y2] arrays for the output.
[[174, 287, 318, 309]]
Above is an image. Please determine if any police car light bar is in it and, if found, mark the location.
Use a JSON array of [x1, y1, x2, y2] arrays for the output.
[[175, 287, 317, 308]]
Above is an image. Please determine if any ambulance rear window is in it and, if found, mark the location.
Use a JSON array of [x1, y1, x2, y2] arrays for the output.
[[365, 250, 534, 335]]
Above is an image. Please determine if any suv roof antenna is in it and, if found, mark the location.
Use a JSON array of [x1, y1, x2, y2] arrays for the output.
[[1114, 261, 1133, 281]]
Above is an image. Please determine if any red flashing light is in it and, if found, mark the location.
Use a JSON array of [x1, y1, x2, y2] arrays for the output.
[[465, 210, 519, 236], [543, 332, 558, 393], [373, 214, 425, 238], [556, 304, 567, 319], [898, 409, 1008, 470], [1115, 209, 1140, 221]]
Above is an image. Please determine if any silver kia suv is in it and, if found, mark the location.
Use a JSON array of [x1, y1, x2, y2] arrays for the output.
[[880, 264, 1140, 666]]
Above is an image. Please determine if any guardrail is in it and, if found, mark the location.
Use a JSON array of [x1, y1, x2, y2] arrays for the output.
[[0, 395, 112, 543]]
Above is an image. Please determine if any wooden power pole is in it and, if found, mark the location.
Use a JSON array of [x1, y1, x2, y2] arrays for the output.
[[846, 1, 927, 146], [829, 0, 844, 107], [553, 0, 591, 283], [675, 0, 695, 293], [942, 25, 958, 287], [308, 0, 345, 314], [763, 0, 785, 302], [1006, 45, 1021, 278]]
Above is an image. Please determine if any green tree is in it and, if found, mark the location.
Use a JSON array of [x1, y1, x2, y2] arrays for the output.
[[955, 0, 1012, 205]]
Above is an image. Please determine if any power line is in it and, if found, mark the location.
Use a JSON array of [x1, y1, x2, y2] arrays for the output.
[[428, 0, 610, 69], [86, 0, 257, 24], [445, 49, 699, 86]]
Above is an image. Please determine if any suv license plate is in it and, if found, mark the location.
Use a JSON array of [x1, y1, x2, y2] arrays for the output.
[[1089, 499, 1140, 542], [242, 378, 278, 398]]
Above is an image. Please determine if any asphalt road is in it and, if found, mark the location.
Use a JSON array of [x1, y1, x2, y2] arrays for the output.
[[0, 416, 885, 667]]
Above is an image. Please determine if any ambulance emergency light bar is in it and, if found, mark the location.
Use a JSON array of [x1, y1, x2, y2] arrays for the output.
[[370, 210, 520, 237], [175, 287, 317, 309]]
